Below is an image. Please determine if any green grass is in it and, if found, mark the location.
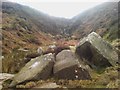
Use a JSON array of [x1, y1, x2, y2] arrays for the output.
[[103, 23, 119, 43], [2, 48, 37, 73]]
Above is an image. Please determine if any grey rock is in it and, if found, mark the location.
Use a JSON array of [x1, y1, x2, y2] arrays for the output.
[[18, 48, 29, 52], [9, 53, 55, 87], [75, 32, 118, 69], [54, 50, 91, 80], [37, 47, 43, 55], [48, 45, 57, 50], [0, 73, 14, 90]]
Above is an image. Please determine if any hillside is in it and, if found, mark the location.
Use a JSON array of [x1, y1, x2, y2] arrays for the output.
[[2, 2, 119, 54], [1, 1, 119, 89], [68, 2, 119, 43], [2, 2, 72, 73], [2, 2, 63, 54], [2, 1, 119, 73]]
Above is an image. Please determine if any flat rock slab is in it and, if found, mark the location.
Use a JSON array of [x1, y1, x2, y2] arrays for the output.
[[9, 53, 55, 87], [75, 32, 118, 69], [54, 50, 91, 80], [0, 73, 14, 90]]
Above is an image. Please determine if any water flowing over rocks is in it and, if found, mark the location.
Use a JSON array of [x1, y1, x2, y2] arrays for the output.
[[75, 32, 118, 69]]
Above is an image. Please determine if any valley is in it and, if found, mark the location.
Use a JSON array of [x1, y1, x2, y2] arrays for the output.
[[1, 1, 120, 89]]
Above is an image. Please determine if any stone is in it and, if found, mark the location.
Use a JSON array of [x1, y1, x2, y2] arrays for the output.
[[0, 73, 14, 90], [48, 45, 57, 50], [54, 50, 91, 80], [9, 53, 55, 87], [75, 32, 118, 69], [18, 48, 29, 52], [37, 47, 43, 55]]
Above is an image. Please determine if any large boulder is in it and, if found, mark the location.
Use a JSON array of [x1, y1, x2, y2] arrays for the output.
[[54, 50, 91, 80], [75, 32, 118, 69], [9, 53, 55, 87]]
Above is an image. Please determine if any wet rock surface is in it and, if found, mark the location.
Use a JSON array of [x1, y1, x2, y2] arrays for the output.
[[9, 53, 55, 87], [54, 50, 91, 80], [76, 32, 118, 69]]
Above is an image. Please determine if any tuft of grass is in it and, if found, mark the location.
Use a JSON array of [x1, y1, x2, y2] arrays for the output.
[[24, 81, 36, 88], [2, 48, 37, 73]]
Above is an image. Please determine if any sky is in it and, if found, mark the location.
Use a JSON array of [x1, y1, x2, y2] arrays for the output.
[[7, 0, 111, 18]]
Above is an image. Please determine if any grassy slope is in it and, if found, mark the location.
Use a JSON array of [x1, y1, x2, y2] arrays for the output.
[[2, 2, 55, 73], [69, 2, 119, 45]]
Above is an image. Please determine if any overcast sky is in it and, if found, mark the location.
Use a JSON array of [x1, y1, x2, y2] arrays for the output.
[[6, 0, 110, 18]]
